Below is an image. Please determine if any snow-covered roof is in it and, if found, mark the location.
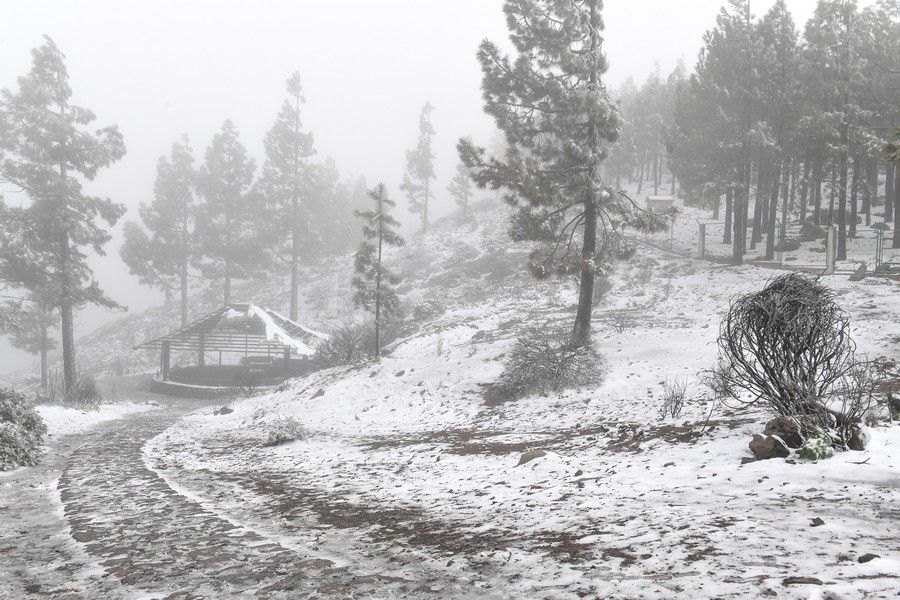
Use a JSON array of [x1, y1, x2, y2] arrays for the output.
[[135, 303, 329, 357]]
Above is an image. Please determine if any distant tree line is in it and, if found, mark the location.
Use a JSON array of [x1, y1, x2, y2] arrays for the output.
[[610, 0, 900, 263]]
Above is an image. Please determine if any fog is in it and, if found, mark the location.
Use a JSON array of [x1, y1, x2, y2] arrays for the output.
[[0, 0, 851, 373]]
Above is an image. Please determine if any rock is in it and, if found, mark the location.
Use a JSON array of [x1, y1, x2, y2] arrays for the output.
[[483, 385, 513, 406], [782, 576, 823, 586], [858, 553, 879, 563], [213, 405, 233, 416], [810, 517, 825, 527], [889, 394, 900, 418], [517, 449, 547, 466], [310, 388, 325, 399], [749, 434, 790, 460], [395, 370, 405, 377], [764, 417, 803, 449], [847, 425, 869, 451], [849, 262, 867, 282]]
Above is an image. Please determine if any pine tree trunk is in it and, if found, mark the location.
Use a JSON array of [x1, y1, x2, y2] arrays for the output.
[[636, 157, 645, 196], [652, 146, 659, 196], [751, 157, 766, 248], [781, 164, 792, 249], [886, 164, 895, 222], [40, 322, 48, 396], [571, 0, 600, 350], [862, 158, 874, 226], [765, 160, 782, 261], [290, 198, 300, 321], [180, 205, 189, 327], [374, 194, 383, 358], [422, 178, 430, 232], [849, 155, 859, 239], [799, 158, 810, 224], [723, 188, 733, 244], [813, 157, 823, 225], [837, 4, 850, 261], [828, 165, 837, 226], [893, 166, 900, 248], [57, 157, 76, 394], [712, 192, 720, 220]]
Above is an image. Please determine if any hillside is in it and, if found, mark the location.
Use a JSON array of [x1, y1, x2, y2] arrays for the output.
[[133, 201, 900, 599]]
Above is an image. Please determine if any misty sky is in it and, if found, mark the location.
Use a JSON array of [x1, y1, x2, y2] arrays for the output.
[[0, 0, 854, 374]]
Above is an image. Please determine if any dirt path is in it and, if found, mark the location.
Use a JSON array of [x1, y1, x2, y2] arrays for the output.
[[2, 398, 497, 599]]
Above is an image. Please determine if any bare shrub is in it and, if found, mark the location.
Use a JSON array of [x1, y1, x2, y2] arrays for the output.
[[659, 378, 687, 420], [64, 375, 102, 410], [316, 323, 372, 367], [263, 415, 306, 447], [709, 273, 882, 448], [497, 328, 602, 400], [0, 388, 47, 470]]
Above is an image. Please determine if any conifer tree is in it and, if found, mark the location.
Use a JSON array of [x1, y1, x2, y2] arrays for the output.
[[401, 102, 436, 232], [8, 300, 57, 394], [259, 72, 316, 320], [352, 184, 405, 358], [447, 160, 474, 219], [195, 120, 265, 305], [459, 0, 664, 348], [120, 136, 196, 326], [0, 37, 126, 392]]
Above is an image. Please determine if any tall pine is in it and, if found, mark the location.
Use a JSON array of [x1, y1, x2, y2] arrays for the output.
[[352, 184, 405, 358], [259, 72, 316, 320], [459, 0, 664, 348], [401, 102, 436, 232], [120, 136, 196, 326], [195, 120, 266, 305], [0, 37, 126, 392], [447, 160, 474, 219]]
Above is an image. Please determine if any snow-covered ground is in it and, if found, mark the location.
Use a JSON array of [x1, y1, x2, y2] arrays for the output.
[[36, 402, 157, 438], [144, 204, 900, 599]]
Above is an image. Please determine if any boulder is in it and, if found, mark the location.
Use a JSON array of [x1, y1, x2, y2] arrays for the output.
[[849, 262, 867, 282], [847, 425, 870, 451], [517, 449, 547, 466], [749, 434, 790, 460], [764, 417, 803, 449]]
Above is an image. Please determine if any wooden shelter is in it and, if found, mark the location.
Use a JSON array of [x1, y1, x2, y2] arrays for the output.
[[136, 303, 329, 387]]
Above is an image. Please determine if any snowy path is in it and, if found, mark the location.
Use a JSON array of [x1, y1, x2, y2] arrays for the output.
[[52, 407, 447, 599]]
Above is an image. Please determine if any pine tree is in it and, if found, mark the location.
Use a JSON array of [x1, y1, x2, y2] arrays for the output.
[[195, 120, 266, 305], [259, 72, 316, 320], [120, 136, 196, 326], [352, 184, 405, 358], [0, 37, 126, 392], [459, 0, 664, 348], [447, 160, 474, 219], [401, 102, 436, 232], [9, 300, 57, 394]]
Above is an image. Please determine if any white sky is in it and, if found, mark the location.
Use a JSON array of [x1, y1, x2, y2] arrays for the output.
[[0, 0, 858, 373]]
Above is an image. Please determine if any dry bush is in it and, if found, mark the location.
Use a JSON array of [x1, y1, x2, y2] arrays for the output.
[[316, 323, 372, 367], [497, 328, 603, 400], [64, 375, 102, 410], [0, 388, 47, 470], [263, 415, 306, 447], [659, 377, 687, 420], [708, 273, 883, 448]]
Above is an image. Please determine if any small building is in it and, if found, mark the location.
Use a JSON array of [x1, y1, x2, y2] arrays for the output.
[[135, 303, 329, 394], [646, 195, 676, 213]]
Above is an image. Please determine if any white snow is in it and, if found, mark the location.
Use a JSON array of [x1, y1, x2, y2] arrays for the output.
[[37, 402, 156, 438], [143, 204, 900, 598]]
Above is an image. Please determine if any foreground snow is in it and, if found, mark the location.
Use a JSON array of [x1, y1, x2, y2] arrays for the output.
[[36, 402, 157, 438], [144, 212, 900, 599]]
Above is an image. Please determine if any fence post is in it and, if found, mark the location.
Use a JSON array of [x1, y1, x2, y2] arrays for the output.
[[824, 225, 837, 275], [698, 223, 706, 259]]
